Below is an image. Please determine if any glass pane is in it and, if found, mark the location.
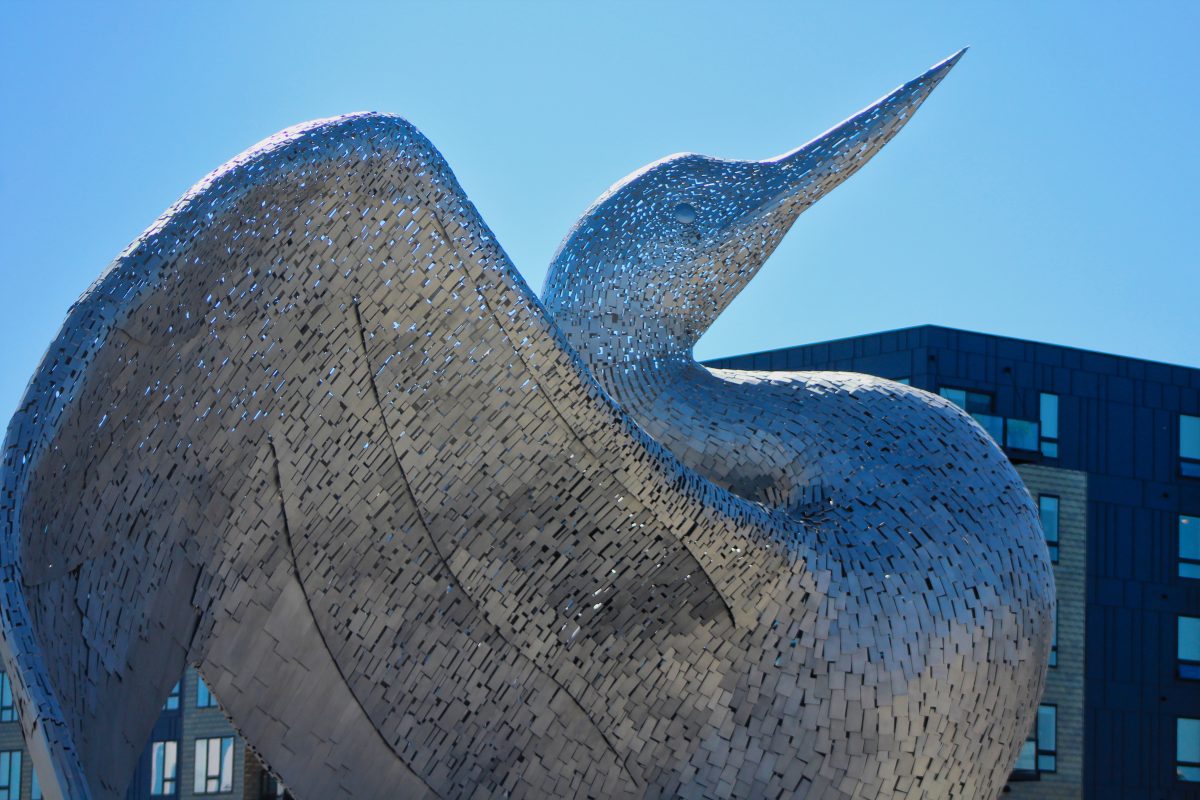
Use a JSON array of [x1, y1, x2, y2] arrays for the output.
[[1180, 764, 1200, 782], [152, 742, 163, 794], [1037, 705, 1056, 750], [1040, 393, 1059, 438], [1182, 415, 1200, 460], [164, 681, 180, 711], [193, 740, 207, 794], [1184, 461, 1200, 478], [939, 388, 966, 407], [1041, 440, 1059, 458], [1182, 561, 1200, 580], [1182, 517, 1200, 561], [0, 751, 20, 800], [220, 738, 234, 792], [1039, 496, 1060, 543], [1049, 543, 1060, 563], [1013, 738, 1036, 771], [1178, 718, 1200, 763], [972, 413, 1004, 443], [31, 768, 41, 800], [1007, 419, 1039, 451], [1181, 617, 1200, 662], [966, 391, 993, 414], [0, 674, 14, 722], [1037, 753, 1056, 772], [197, 676, 215, 708]]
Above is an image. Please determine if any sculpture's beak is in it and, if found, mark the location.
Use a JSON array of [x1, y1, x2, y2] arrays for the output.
[[766, 48, 967, 216]]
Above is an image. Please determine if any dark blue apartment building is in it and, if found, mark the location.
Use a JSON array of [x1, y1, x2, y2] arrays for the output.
[[709, 324, 1200, 799]]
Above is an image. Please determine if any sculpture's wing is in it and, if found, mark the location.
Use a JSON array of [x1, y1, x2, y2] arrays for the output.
[[0, 114, 800, 799]]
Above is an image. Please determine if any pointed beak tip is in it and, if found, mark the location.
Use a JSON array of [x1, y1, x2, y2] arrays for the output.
[[936, 47, 969, 73], [912, 47, 968, 91]]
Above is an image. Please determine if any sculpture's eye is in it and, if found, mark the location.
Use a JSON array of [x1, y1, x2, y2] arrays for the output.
[[673, 203, 697, 225]]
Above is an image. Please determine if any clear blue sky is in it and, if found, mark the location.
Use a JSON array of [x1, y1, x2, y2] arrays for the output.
[[2, 3, 1197, 420]]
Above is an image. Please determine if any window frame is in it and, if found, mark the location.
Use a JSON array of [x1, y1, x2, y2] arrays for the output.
[[163, 680, 181, 711], [1180, 616, 1200, 681], [193, 736, 234, 795], [1179, 717, 1200, 782], [1180, 515, 1200, 580], [1009, 704, 1057, 781], [195, 676, 218, 710], [1035, 704, 1057, 773], [1038, 494, 1060, 564], [0, 673, 16, 723], [0, 750, 20, 800], [1182, 414, 1200, 479], [1039, 392, 1059, 458], [151, 740, 179, 796]]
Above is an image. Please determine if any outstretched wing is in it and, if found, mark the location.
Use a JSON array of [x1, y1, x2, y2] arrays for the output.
[[0, 114, 800, 799]]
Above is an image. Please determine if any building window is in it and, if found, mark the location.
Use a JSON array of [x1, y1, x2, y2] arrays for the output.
[[1035, 705, 1057, 772], [940, 387, 994, 414], [163, 681, 181, 711], [1006, 418, 1039, 452], [193, 737, 234, 794], [0, 751, 20, 800], [1038, 495, 1060, 563], [1180, 616, 1200, 680], [1011, 705, 1057, 778], [30, 768, 41, 800], [940, 387, 1004, 442], [1049, 606, 1058, 668], [1180, 718, 1200, 781], [1039, 393, 1059, 457], [196, 676, 218, 709], [1182, 415, 1200, 478], [0, 673, 16, 722], [151, 740, 178, 795], [1182, 516, 1200, 579]]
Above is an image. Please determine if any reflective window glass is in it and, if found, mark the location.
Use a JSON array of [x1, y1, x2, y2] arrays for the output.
[[151, 741, 178, 796], [0, 751, 20, 800], [1181, 516, 1200, 579], [196, 676, 217, 709], [0, 674, 15, 722], [1036, 705, 1057, 773], [1039, 496, 1060, 563], [1183, 415, 1200, 477], [163, 681, 180, 711], [194, 736, 233, 794], [1040, 393, 1059, 439], [1007, 418, 1039, 451], [1179, 718, 1200, 782], [1180, 616, 1200, 680]]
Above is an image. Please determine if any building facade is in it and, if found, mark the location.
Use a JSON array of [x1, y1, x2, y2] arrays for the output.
[[0, 667, 285, 800], [708, 324, 1200, 799]]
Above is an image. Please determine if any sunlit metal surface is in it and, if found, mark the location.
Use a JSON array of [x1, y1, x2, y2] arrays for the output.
[[0, 50, 1052, 799]]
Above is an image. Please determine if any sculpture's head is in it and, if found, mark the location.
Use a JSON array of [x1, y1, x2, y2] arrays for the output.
[[542, 50, 965, 364]]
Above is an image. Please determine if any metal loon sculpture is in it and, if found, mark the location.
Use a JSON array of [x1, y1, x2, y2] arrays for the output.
[[0, 50, 1053, 799]]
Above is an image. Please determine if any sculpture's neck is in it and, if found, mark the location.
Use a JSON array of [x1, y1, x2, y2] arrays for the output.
[[548, 304, 701, 407]]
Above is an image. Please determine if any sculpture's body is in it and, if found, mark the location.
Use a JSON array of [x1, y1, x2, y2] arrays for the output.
[[0, 52, 1053, 800]]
